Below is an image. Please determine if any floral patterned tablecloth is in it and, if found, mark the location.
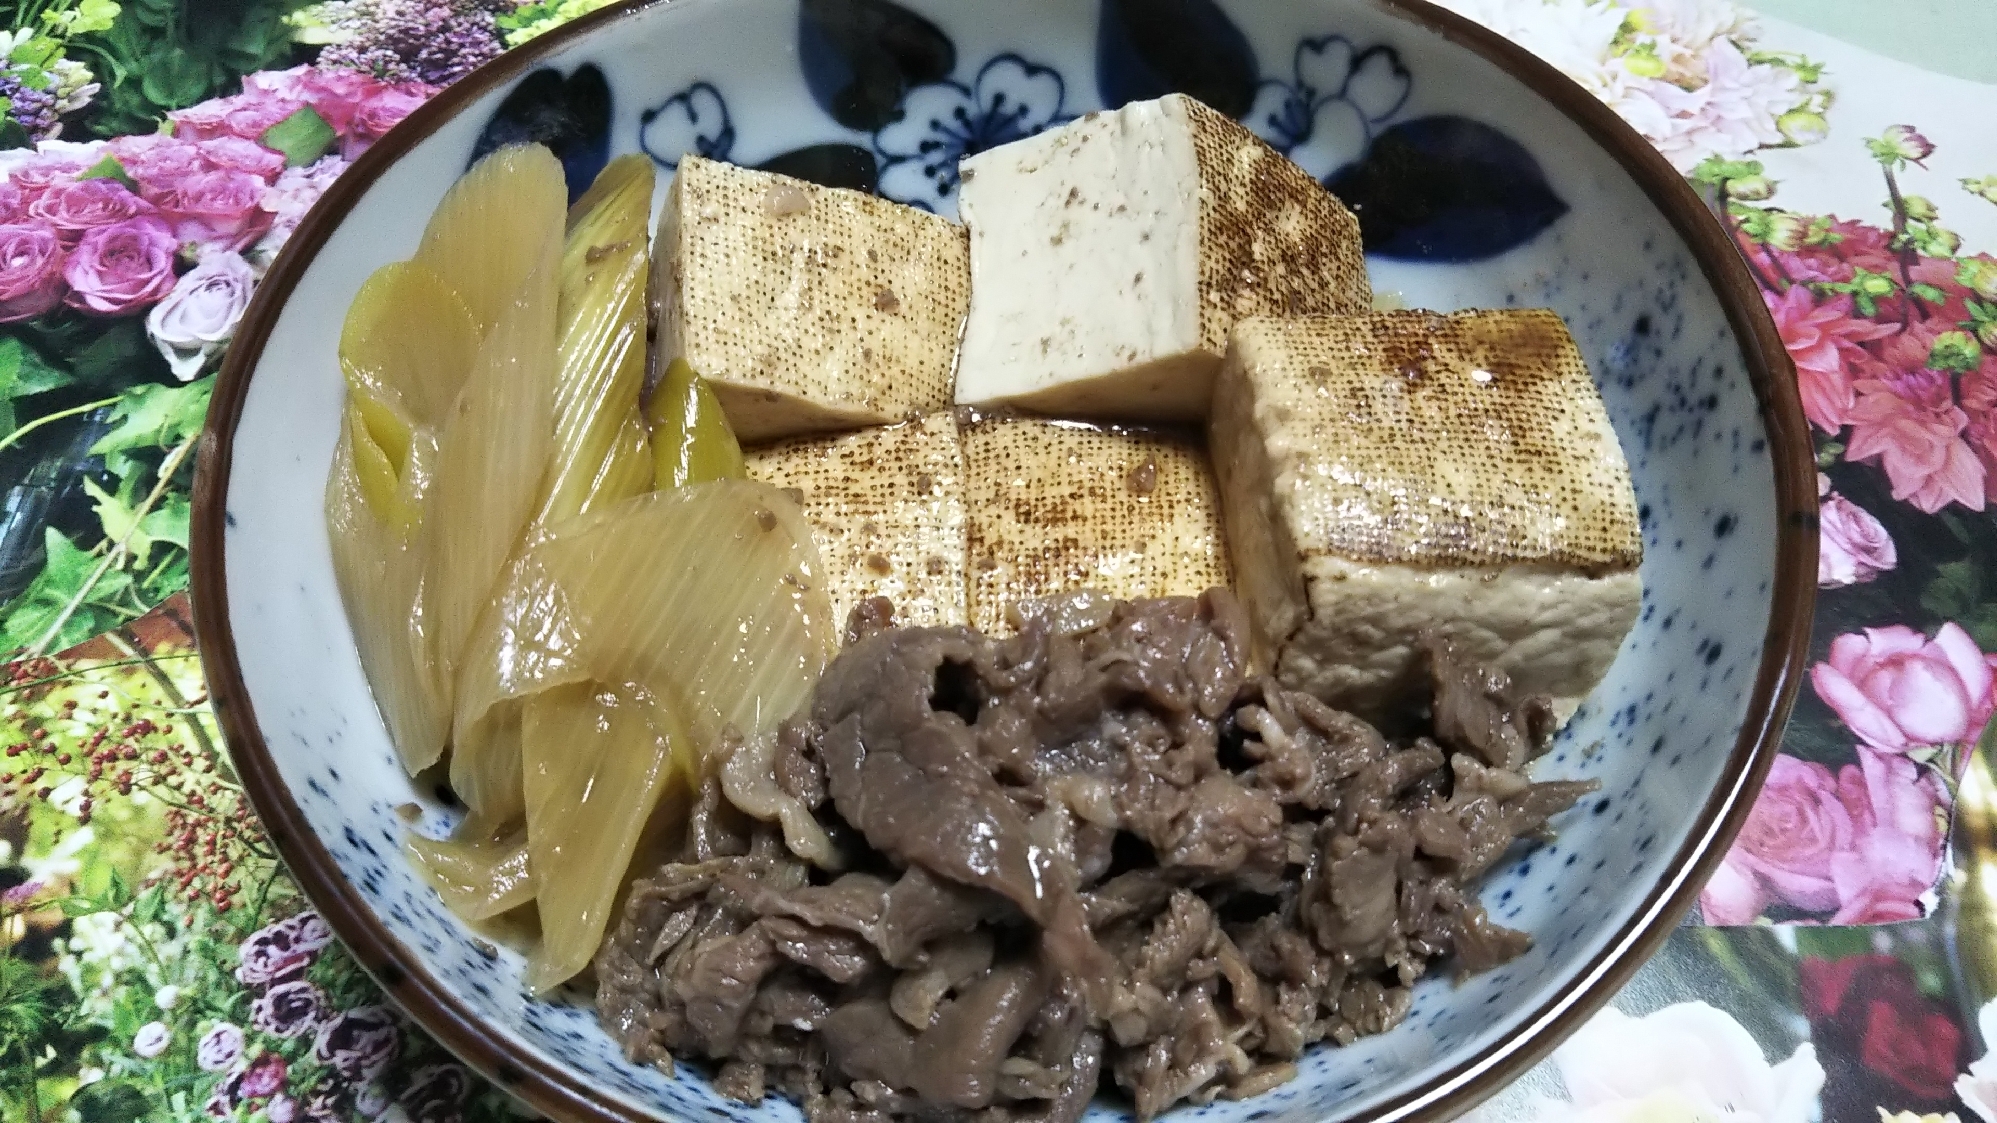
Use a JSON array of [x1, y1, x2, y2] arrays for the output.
[[1, 1, 1995, 1121]]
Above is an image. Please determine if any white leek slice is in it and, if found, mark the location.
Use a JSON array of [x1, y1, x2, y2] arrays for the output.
[[521, 681, 689, 992], [414, 145, 569, 338], [448, 700, 525, 827], [540, 155, 654, 526], [456, 480, 837, 772]]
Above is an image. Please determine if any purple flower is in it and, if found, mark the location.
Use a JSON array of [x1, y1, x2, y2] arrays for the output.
[[132, 1021, 171, 1059], [1880, 124, 1934, 165], [244, 65, 385, 136], [0, 182, 25, 224], [311, 1006, 400, 1083], [145, 169, 273, 253], [252, 156, 348, 268], [9, 156, 88, 197], [251, 978, 327, 1039], [398, 1064, 471, 1123], [27, 179, 160, 246], [197, 1022, 245, 1073], [236, 912, 333, 986], [239, 1052, 288, 1099], [171, 93, 307, 146], [62, 217, 177, 317], [196, 137, 288, 184], [0, 879, 47, 911], [115, 140, 208, 199]]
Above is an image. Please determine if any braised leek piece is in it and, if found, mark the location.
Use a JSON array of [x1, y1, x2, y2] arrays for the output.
[[327, 404, 447, 772], [521, 681, 689, 992], [455, 480, 837, 772], [405, 828, 534, 921], [647, 357, 747, 490], [448, 700, 525, 827], [340, 261, 478, 428], [414, 145, 570, 337], [541, 155, 655, 525]]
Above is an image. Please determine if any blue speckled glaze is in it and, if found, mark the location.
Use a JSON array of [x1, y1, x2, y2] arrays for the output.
[[211, 1, 1791, 1121]]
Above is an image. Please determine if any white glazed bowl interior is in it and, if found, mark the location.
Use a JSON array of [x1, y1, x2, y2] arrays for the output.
[[203, 1, 1807, 1121]]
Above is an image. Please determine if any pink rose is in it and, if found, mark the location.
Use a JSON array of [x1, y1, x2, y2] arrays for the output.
[[26, 179, 160, 246], [118, 142, 208, 199], [1697, 852, 1768, 925], [1817, 488, 1896, 588], [196, 136, 287, 183], [62, 217, 178, 316], [224, 96, 309, 145], [247, 65, 382, 135], [9, 156, 87, 197], [343, 84, 435, 160], [251, 156, 348, 267], [1846, 369, 1986, 513], [172, 92, 307, 145], [1704, 754, 1852, 922], [147, 170, 274, 253], [0, 182, 24, 223], [0, 223, 70, 322], [238, 1051, 287, 1099], [1829, 747, 1946, 923], [1812, 622, 1997, 753], [1763, 286, 1899, 433]]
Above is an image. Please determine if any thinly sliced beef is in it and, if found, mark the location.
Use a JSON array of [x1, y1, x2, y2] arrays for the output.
[[597, 592, 1598, 1123]]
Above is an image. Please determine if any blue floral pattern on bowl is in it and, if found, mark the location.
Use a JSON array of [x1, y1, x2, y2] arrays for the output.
[[613, 0, 1567, 259]]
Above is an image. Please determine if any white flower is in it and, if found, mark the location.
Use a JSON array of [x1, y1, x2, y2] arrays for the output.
[[1528, 1002, 1823, 1122], [146, 251, 257, 381], [76, 1066, 104, 1086], [354, 1085, 391, 1118], [154, 984, 181, 1010], [197, 1022, 245, 1073], [0, 29, 34, 56], [32, 137, 105, 165], [1957, 998, 1997, 1123], [132, 1021, 170, 1059]]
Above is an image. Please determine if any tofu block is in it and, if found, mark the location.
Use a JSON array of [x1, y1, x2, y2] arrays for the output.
[[655, 156, 969, 442], [954, 93, 1369, 422], [962, 413, 1233, 634], [746, 412, 968, 630], [1210, 310, 1642, 717]]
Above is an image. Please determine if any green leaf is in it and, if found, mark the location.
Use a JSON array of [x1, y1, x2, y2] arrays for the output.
[[82, 477, 183, 569], [0, 335, 76, 434], [1791, 926, 1876, 961], [1910, 282, 1951, 305], [260, 106, 335, 168], [90, 377, 214, 463], [138, 548, 187, 604], [76, 154, 138, 191], [71, 0, 124, 36], [67, 319, 163, 390], [1922, 558, 1997, 651], [0, 528, 120, 653], [68, 1079, 152, 1123], [0, 117, 30, 151]]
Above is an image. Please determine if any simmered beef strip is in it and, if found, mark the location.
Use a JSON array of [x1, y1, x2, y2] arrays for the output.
[[596, 593, 1597, 1123]]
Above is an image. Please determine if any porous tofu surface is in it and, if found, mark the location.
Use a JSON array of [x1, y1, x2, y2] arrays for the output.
[[1210, 309, 1642, 714], [954, 94, 1368, 422], [657, 156, 969, 442], [961, 413, 1233, 634], [746, 412, 969, 630]]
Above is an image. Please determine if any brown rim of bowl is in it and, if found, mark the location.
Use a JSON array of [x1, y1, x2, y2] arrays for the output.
[[190, 0, 1817, 1119]]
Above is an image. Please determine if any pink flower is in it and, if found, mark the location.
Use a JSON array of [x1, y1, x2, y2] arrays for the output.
[[1846, 369, 1986, 513], [1702, 754, 1852, 922], [62, 217, 177, 316], [147, 250, 256, 380], [9, 156, 87, 197], [196, 137, 287, 183], [343, 83, 435, 160], [1829, 746, 1946, 923], [173, 92, 307, 146], [0, 182, 24, 223], [246, 65, 383, 135], [1812, 622, 1997, 752], [223, 96, 309, 145], [26, 179, 160, 246], [146, 170, 274, 253], [1818, 489, 1896, 587], [0, 223, 70, 322], [238, 1052, 288, 1099], [1762, 286, 1899, 432], [252, 156, 348, 268], [117, 142, 209, 199]]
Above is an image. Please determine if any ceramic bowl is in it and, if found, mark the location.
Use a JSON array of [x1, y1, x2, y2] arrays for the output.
[[190, 1, 1816, 1120]]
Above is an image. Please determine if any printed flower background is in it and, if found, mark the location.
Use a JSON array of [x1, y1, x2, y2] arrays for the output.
[[4, 1, 1997, 1122]]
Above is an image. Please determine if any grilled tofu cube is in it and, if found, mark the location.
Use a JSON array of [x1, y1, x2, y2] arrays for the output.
[[962, 414, 1232, 634], [746, 412, 968, 629], [954, 94, 1369, 422], [654, 156, 970, 442], [1210, 310, 1642, 717]]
